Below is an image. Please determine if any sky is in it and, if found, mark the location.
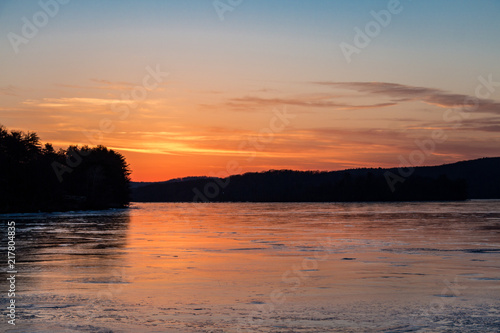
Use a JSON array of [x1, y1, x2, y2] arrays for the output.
[[1, 0, 499, 182]]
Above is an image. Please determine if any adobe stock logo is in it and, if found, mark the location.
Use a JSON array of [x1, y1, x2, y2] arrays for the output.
[[339, 0, 404, 64], [7, 0, 70, 54], [213, 0, 243, 21]]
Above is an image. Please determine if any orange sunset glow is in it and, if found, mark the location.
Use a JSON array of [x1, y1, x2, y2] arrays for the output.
[[2, 2, 500, 332], [1, 1, 500, 181]]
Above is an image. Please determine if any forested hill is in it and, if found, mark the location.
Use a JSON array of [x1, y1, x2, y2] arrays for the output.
[[0, 125, 131, 213], [132, 157, 500, 202]]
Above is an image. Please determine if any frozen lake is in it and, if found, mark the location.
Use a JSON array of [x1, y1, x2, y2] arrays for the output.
[[1, 201, 500, 332]]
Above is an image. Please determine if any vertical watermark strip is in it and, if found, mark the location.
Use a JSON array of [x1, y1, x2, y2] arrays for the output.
[[6, 220, 17, 326]]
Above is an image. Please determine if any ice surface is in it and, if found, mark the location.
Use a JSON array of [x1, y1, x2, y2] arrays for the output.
[[1, 201, 500, 332]]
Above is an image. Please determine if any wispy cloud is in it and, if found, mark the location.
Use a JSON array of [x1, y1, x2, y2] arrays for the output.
[[55, 78, 169, 92], [415, 116, 500, 133], [22, 96, 163, 109], [315, 81, 500, 115], [23, 97, 125, 108], [287, 126, 499, 167], [225, 95, 396, 111], [0, 85, 19, 96]]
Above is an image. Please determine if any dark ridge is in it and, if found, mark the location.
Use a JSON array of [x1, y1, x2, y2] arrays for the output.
[[131, 157, 500, 202]]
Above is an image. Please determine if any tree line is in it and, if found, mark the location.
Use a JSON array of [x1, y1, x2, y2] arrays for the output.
[[0, 125, 130, 213], [132, 169, 469, 202]]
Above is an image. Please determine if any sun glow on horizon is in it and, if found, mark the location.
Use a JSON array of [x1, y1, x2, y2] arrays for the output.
[[1, 0, 499, 181]]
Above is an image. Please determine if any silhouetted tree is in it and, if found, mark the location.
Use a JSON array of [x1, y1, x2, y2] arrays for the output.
[[0, 125, 130, 213]]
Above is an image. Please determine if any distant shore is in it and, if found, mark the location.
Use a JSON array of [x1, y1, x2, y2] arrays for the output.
[[132, 157, 500, 203]]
